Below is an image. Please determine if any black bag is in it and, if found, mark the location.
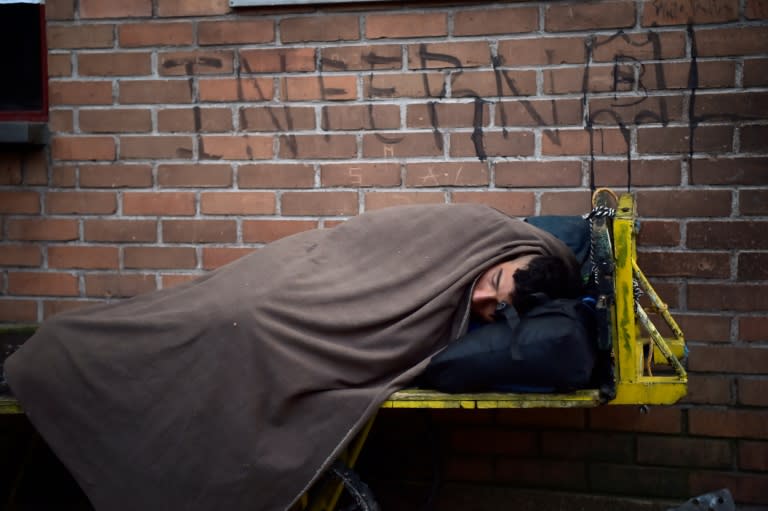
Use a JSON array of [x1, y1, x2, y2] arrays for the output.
[[417, 295, 597, 393]]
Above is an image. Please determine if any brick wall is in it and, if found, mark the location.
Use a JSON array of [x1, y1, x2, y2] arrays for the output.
[[0, 0, 766, 506]]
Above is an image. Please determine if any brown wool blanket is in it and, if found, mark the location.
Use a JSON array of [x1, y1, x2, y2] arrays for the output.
[[5, 203, 577, 511]]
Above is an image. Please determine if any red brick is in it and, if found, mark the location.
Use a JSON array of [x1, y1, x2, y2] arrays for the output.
[[364, 132, 444, 159], [695, 26, 768, 57], [80, 0, 151, 18], [157, 107, 233, 133], [544, 65, 624, 95], [497, 37, 586, 66], [408, 42, 490, 69], [201, 247, 254, 270], [449, 428, 537, 456], [640, 125, 733, 154], [119, 22, 193, 47], [162, 219, 236, 243], [688, 221, 768, 249], [453, 70, 537, 98], [541, 128, 627, 156], [0, 154, 22, 185], [742, 126, 768, 152], [281, 192, 357, 216], [691, 283, 768, 312], [282, 75, 357, 101], [591, 96, 684, 125], [158, 164, 231, 188], [85, 274, 156, 297], [200, 135, 272, 161], [366, 13, 447, 39], [7, 272, 79, 296], [156, 0, 229, 17], [198, 19, 275, 45], [644, 61, 736, 90], [442, 456, 494, 482], [589, 464, 688, 498], [79, 52, 151, 76], [80, 164, 153, 188], [594, 160, 681, 188], [452, 191, 536, 217], [238, 164, 314, 188], [320, 45, 401, 71], [47, 25, 114, 49], [690, 408, 768, 439], [546, 1, 635, 31], [363, 73, 444, 99], [638, 436, 731, 468], [46, 191, 117, 215], [119, 80, 192, 104], [124, 247, 196, 269], [364, 192, 445, 211], [740, 190, 768, 216], [22, 152, 47, 186], [79, 108, 152, 134], [692, 157, 768, 186], [199, 192, 275, 215], [46, 0, 75, 20], [740, 316, 768, 342], [674, 314, 731, 343], [746, 0, 768, 17], [540, 191, 593, 215], [637, 251, 730, 278], [0, 300, 37, 322], [159, 51, 234, 76], [121, 135, 193, 160], [240, 48, 315, 73], [0, 246, 42, 267], [199, 77, 274, 102], [49, 80, 112, 106], [592, 31, 686, 61], [739, 253, 768, 280], [6, 219, 79, 241], [48, 110, 74, 133], [744, 58, 768, 87], [406, 163, 489, 187], [160, 274, 199, 289], [324, 104, 399, 131], [281, 15, 359, 43], [642, 0, 738, 25], [52, 136, 115, 161], [589, 406, 681, 433], [689, 345, 768, 373], [0, 191, 39, 214], [682, 374, 733, 405], [540, 431, 633, 462], [240, 106, 314, 132], [281, 135, 357, 159], [495, 98, 581, 125], [123, 192, 196, 216], [242, 220, 317, 243], [48, 246, 119, 269], [739, 441, 768, 471], [407, 102, 488, 129], [637, 190, 732, 218], [695, 92, 768, 121], [496, 408, 585, 429], [321, 163, 401, 187], [84, 219, 157, 242], [690, 471, 768, 505], [454, 6, 538, 36], [52, 166, 77, 187], [48, 54, 72, 78], [495, 161, 582, 188], [498, 459, 587, 491], [738, 377, 768, 407]]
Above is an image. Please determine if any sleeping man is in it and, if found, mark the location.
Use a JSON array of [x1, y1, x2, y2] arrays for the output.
[[5, 203, 580, 511]]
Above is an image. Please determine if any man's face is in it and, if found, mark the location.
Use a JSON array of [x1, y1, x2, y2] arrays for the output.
[[470, 255, 537, 323]]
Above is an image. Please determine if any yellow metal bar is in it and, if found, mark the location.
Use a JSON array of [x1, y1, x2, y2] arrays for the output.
[[635, 302, 687, 379], [633, 261, 685, 342], [384, 389, 601, 408]]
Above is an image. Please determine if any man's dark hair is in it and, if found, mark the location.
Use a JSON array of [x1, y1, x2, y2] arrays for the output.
[[512, 255, 581, 313]]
